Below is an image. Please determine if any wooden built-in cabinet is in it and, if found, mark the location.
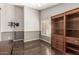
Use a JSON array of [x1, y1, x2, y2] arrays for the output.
[[51, 8, 79, 55], [51, 14, 65, 53]]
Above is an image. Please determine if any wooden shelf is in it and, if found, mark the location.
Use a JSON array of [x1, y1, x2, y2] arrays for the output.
[[66, 17, 79, 22], [67, 47, 79, 54], [66, 52, 75, 55], [66, 42, 79, 54], [66, 36, 79, 47], [66, 30, 79, 38], [66, 41, 79, 46], [53, 21, 64, 23], [66, 29, 79, 30]]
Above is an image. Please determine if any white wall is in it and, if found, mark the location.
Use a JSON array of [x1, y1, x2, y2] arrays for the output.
[[1, 4, 15, 32], [1, 4, 24, 32], [40, 3, 79, 43], [0, 4, 24, 41], [0, 4, 10, 41], [24, 6, 40, 42], [15, 6, 24, 31], [0, 4, 40, 42], [24, 6, 40, 31]]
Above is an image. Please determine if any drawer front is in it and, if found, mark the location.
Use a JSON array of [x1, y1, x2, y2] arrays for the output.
[[51, 37, 57, 48], [52, 35, 65, 52], [56, 38, 64, 52], [57, 41, 64, 51], [54, 34, 64, 40]]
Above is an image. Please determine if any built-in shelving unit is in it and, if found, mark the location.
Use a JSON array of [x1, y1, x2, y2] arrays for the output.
[[66, 9, 79, 54], [66, 13, 79, 38], [51, 14, 65, 53], [54, 17, 64, 35], [51, 8, 79, 55]]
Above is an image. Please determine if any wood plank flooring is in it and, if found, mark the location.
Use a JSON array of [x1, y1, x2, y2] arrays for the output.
[[0, 40, 62, 55]]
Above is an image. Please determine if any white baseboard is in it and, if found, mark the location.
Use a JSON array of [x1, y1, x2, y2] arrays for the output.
[[13, 39, 23, 41], [24, 38, 39, 42], [40, 38, 51, 44]]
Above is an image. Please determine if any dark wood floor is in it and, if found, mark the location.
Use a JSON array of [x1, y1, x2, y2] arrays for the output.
[[0, 40, 62, 55]]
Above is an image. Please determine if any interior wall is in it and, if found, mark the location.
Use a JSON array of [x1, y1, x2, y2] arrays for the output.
[[14, 6, 24, 31], [1, 4, 15, 32], [0, 4, 40, 42], [24, 6, 40, 42], [0, 4, 24, 41], [0, 4, 15, 41], [40, 3, 79, 44]]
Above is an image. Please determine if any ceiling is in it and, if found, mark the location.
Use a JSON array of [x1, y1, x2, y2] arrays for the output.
[[25, 3, 59, 10], [10, 3, 59, 10]]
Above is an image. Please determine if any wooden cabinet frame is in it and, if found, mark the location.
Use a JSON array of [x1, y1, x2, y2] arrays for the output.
[[51, 8, 79, 55]]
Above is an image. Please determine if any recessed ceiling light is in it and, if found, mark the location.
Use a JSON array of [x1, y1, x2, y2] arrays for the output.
[[38, 3, 41, 7]]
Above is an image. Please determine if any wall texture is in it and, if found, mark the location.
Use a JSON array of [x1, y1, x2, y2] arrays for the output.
[[1, 31, 24, 41], [0, 4, 24, 41], [0, 4, 40, 42], [14, 6, 24, 31], [40, 3, 79, 44], [1, 4, 15, 32], [24, 6, 40, 42]]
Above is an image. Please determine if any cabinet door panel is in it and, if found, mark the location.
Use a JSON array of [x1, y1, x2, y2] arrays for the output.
[[52, 35, 65, 52]]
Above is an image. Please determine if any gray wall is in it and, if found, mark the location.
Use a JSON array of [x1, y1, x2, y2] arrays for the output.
[[40, 3, 79, 44], [1, 31, 24, 41]]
